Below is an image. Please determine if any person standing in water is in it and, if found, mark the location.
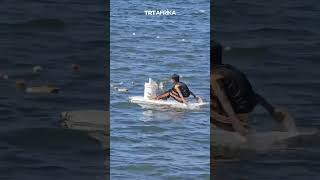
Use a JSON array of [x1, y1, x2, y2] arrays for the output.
[[211, 42, 295, 136], [154, 74, 201, 104]]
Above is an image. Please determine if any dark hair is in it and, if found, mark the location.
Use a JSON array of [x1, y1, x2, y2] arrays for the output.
[[211, 42, 223, 65], [171, 74, 179, 82]]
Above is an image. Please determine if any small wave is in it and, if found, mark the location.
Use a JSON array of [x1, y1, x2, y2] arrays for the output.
[[116, 163, 158, 172], [247, 27, 315, 36], [152, 49, 179, 55], [112, 102, 135, 109], [129, 125, 166, 133], [111, 67, 131, 71], [13, 18, 65, 30], [1, 128, 100, 149], [287, 4, 318, 12], [224, 46, 270, 57], [212, 127, 318, 159]]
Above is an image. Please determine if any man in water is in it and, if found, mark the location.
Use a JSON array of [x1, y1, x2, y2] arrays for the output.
[[211, 42, 294, 136], [153, 74, 200, 104]]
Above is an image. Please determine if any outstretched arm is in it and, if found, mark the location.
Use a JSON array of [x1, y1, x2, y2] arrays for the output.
[[190, 91, 197, 98], [174, 85, 187, 104], [255, 93, 286, 123], [255, 94, 275, 115], [255, 93, 297, 132], [189, 90, 204, 103]]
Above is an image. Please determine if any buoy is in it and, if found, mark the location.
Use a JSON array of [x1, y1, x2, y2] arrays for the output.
[[16, 80, 26, 91], [33, 65, 43, 74]]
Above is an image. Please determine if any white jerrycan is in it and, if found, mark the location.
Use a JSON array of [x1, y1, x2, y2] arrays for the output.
[[144, 78, 158, 100]]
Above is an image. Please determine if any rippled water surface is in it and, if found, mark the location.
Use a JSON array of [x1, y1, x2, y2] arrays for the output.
[[0, 1, 107, 179], [110, 0, 210, 179], [214, 0, 320, 179]]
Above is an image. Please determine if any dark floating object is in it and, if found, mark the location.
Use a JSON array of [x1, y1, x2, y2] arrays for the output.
[[15, 80, 60, 94], [0, 73, 9, 80], [71, 64, 80, 71], [26, 85, 60, 94], [15, 79, 27, 91]]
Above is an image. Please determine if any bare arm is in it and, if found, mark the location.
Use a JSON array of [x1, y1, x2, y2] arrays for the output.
[[255, 94, 275, 115], [190, 91, 197, 98], [256, 93, 290, 124], [211, 111, 233, 123], [175, 85, 187, 104], [213, 78, 248, 136]]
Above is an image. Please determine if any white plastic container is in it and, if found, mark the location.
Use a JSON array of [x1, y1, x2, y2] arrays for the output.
[[144, 78, 158, 99]]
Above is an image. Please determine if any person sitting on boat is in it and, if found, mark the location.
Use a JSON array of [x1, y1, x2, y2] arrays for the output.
[[211, 42, 295, 136], [153, 74, 200, 104]]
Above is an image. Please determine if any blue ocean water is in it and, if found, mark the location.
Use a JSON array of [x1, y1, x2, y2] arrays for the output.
[[110, 0, 210, 179]]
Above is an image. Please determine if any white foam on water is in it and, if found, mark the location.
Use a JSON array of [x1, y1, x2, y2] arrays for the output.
[[212, 127, 318, 152], [129, 96, 208, 110], [212, 110, 320, 153]]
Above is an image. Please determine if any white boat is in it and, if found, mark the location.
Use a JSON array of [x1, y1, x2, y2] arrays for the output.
[[212, 127, 318, 152], [129, 96, 207, 110], [129, 78, 208, 110], [60, 110, 108, 150]]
